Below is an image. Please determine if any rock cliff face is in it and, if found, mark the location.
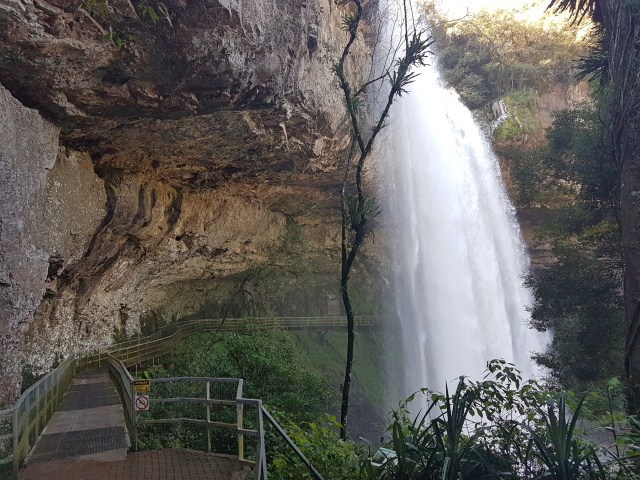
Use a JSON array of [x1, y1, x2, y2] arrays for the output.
[[489, 81, 591, 272], [0, 0, 374, 406]]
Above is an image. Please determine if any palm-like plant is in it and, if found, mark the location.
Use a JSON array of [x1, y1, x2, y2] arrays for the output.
[[370, 401, 440, 480], [432, 380, 501, 480], [370, 378, 501, 480], [546, 0, 601, 24], [522, 393, 606, 480]]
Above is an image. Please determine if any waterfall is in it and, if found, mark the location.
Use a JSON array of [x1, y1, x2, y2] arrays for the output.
[[376, 55, 548, 403]]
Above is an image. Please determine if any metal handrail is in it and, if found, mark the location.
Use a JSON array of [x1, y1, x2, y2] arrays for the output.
[[1, 315, 378, 474], [261, 406, 324, 480], [76, 315, 389, 373], [0, 354, 76, 471], [106, 355, 135, 447], [78, 316, 388, 368], [105, 354, 324, 480], [108, 355, 269, 480]]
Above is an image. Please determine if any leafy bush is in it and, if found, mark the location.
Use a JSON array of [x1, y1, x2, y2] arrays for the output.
[[366, 361, 615, 480], [269, 414, 365, 479], [162, 327, 333, 420], [504, 102, 624, 390]]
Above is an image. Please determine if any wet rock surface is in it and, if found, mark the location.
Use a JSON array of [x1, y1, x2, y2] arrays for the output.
[[0, 0, 376, 406]]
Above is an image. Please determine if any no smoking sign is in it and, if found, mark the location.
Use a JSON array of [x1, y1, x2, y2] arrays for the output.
[[135, 394, 149, 411]]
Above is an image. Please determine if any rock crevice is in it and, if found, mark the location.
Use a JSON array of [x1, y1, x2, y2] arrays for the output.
[[0, 0, 375, 406]]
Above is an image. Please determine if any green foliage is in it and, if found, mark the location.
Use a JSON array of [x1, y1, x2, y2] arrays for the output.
[[139, 3, 159, 25], [618, 415, 640, 476], [270, 414, 365, 479], [522, 393, 606, 480], [547, 0, 599, 25], [135, 326, 396, 472], [102, 30, 123, 50], [167, 327, 332, 418], [524, 207, 624, 389], [509, 102, 618, 207], [138, 349, 639, 479], [504, 98, 624, 389], [348, 195, 380, 238], [135, 327, 334, 454], [424, 3, 590, 109], [368, 361, 617, 480], [493, 90, 542, 143]]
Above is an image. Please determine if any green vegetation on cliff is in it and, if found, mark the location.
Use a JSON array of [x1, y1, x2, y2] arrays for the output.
[[425, 1, 626, 396], [425, 3, 589, 109], [505, 95, 625, 390], [493, 90, 542, 143]]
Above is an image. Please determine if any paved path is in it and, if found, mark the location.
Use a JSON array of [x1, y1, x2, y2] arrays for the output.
[[19, 449, 248, 479], [23, 368, 129, 467]]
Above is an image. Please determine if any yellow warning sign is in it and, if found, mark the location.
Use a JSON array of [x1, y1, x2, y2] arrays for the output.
[[133, 379, 150, 392]]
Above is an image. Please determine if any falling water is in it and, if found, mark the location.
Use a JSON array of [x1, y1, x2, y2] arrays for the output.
[[376, 52, 547, 402]]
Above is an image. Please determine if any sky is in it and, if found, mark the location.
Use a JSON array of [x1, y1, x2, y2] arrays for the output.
[[435, 0, 552, 21]]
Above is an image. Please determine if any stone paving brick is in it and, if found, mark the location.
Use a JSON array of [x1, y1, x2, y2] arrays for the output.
[[19, 449, 248, 479]]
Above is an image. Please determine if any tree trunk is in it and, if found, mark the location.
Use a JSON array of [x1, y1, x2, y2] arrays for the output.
[[622, 156, 640, 412], [599, 0, 640, 412], [340, 283, 355, 439]]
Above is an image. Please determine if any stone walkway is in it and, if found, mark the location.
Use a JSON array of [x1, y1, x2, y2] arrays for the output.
[[19, 449, 248, 479]]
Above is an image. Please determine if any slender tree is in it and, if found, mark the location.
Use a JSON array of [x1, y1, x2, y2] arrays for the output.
[[546, 0, 640, 410], [332, 0, 432, 438]]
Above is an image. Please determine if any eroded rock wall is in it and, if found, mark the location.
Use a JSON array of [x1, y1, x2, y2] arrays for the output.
[[0, 83, 61, 338], [0, 0, 380, 406], [1, 84, 107, 399]]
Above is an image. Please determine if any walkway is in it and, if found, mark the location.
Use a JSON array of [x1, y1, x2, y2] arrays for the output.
[[18, 368, 247, 479], [22, 368, 129, 467], [19, 449, 248, 480]]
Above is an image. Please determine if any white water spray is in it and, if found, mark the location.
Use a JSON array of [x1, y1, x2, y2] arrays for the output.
[[376, 53, 547, 401]]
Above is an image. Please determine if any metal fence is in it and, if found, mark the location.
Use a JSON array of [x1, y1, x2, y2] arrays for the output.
[[77, 316, 388, 372], [106, 352, 271, 479], [106, 355, 136, 447], [0, 354, 76, 473], [1, 316, 368, 476]]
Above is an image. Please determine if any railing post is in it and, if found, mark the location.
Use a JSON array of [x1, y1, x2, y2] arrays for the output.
[[255, 401, 263, 480], [12, 405, 18, 472], [206, 381, 211, 453], [257, 401, 268, 480], [131, 378, 137, 451], [35, 378, 41, 448], [236, 380, 244, 461], [237, 403, 244, 461]]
